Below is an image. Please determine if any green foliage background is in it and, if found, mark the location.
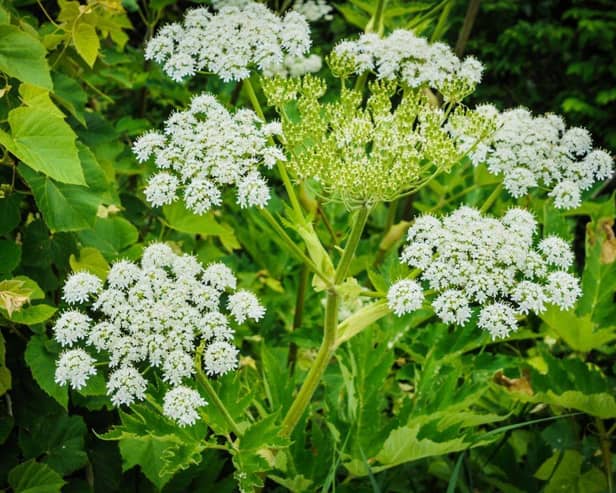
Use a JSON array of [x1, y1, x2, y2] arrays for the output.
[[0, 0, 614, 492]]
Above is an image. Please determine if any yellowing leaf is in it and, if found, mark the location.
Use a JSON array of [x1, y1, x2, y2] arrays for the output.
[[73, 22, 99, 68], [0, 279, 32, 317]]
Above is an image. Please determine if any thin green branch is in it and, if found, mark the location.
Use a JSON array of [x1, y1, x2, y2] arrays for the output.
[[479, 183, 503, 213], [195, 343, 243, 437]]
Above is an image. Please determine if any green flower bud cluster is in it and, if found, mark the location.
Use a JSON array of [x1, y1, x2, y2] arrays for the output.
[[262, 75, 495, 208]]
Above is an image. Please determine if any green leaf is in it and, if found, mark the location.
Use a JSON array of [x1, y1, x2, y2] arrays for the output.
[[24, 335, 68, 410], [578, 215, 616, 326], [19, 83, 64, 118], [0, 239, 21, 273], [0, 194, 21, 234], [232, 414, 290, 493], [77, 216, 139, 259], [535, 450, 606, 493], [0, 25, 52, 89], [73, 22, 100, 68], [101, 404, 208, 490], [69, 247, 110, 279], [498, 352, 616, 419], [163, 201, 239, 251], [8, 459, 65, 493], [540, 307, 616, 353], [10, 304, 57, 326], [51, 72, 87, 126], [0, 331, 11, 396], [363, 416, 496, 475], [18, 164, 101, 232], [6, 106, 85, 185], [19, 414, 88, 475]]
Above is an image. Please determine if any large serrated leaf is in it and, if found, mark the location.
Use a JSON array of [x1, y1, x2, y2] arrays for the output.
[[0, 25, 52, 89], [24, 335, 68, 410], [8, 106, 85, 185], [8, 459, 65, 493], [19, 414, 88, 475], [18, 165, 100, 232], [73, 22, 100, 68]]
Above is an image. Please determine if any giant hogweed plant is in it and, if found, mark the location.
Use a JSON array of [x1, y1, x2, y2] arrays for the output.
[[11, 1, 614, 491]]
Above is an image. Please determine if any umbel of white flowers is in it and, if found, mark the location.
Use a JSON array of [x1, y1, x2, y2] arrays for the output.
[[456, 106, 614, 209], [54, 243, 264, 427], [133, 94, 285, 213], [145, 3, 311, 82], [387, 206, 581, 339], [331, 29, 484, 102]]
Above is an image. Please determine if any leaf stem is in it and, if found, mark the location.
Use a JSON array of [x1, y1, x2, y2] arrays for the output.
[[195, 344, 243, 437], [479, 183, 503, 213], [242, 78, 304, 221], [335, 205, 370, 284], [259, 208, 331, 286]]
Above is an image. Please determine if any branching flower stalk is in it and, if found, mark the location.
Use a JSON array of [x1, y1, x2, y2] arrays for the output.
[[279, 205, 370, 437], [94, 1, 615, 489]]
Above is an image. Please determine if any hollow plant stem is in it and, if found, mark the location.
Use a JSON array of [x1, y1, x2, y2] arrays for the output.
[[335, 205, 370, 284], [279, 290, 339, 438], [279, 206, 371, 438]]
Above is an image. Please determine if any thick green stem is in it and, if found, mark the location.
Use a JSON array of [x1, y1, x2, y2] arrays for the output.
[[243, 78, 304, 221], [279, 206, 371, 438], [280, 290, 339, 438], [366, 0, 388, 35], [195, 347, 243, 437], [479, 183, 503, 213], [335, 205, 370, 284]]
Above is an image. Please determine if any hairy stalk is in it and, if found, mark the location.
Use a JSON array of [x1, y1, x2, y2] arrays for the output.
[[479, 183, 503, 213], [243, 78, 304, 221], [280, 206, 370, 437], [195, 344, 243, 437]]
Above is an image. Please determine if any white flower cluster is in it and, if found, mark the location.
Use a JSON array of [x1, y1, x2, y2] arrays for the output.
[[332, 30, 483, 101], [469, 107, 614, 209], [387, 206, 581, 339], [52, 243, 264, 426], [292, 0, 333, 22], [134, 94, 286, 213], [211, 0, 332, 22], [262, 53, 322, 78], [145, 3, 311, 82]]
